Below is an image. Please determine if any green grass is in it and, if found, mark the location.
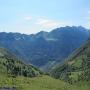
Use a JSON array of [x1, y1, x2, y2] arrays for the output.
[[72, 58, 83, 68], [69, 71, 82, 81], [0, 74, 90, 90]]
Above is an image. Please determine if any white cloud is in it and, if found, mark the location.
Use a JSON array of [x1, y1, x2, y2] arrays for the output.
[[36, 18, 72, 29], [36, 18, 59, 27], [24, 16, 32, 21], [84, 22, 90, 29]]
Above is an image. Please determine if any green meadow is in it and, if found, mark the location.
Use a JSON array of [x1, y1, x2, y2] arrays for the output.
[[0, 75, 90, 90]]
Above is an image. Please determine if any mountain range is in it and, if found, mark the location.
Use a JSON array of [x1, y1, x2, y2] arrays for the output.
[[0, 26, 90, 71]]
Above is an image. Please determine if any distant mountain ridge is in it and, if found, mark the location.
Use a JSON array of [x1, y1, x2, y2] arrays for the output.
[[0, 26, 90, 70]]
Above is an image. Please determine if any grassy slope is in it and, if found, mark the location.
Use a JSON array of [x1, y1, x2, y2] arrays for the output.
[[0, 63, 89, 90], [50, 39, 90, 84], [0, 73, 90, 90], [0, 47, 42, 78]]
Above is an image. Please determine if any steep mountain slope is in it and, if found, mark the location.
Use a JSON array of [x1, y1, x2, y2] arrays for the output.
[[0, 26, 90, 70], [51, 39, 90, 83], [0, 47, 42, 77]]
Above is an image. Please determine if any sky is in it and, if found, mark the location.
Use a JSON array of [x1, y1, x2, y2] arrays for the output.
[[0, 0, 90, 34]]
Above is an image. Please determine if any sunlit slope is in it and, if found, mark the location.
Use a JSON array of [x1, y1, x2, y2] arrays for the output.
[[0, 47, 42, 78], [0, 75, 90, 90], [51, 39, 90, 83]]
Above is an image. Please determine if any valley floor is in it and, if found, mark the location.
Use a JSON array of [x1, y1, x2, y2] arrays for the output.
[[0, 75, 90, 90]]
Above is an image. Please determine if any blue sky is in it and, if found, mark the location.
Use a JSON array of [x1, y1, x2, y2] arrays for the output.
[[0, 0, 90, 34]]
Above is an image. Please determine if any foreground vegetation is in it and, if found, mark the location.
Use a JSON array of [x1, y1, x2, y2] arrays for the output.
[[0, 75, 90, 90], [0, 47, 42, 78]]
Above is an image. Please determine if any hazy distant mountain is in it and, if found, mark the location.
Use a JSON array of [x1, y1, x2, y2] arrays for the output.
[[0, 26, 90, 70]]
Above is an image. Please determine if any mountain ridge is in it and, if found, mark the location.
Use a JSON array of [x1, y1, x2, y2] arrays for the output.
[[0, 26, 90, 70]]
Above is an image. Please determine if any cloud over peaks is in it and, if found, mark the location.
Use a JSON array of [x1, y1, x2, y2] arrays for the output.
[[36, 18, 71, 29]]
